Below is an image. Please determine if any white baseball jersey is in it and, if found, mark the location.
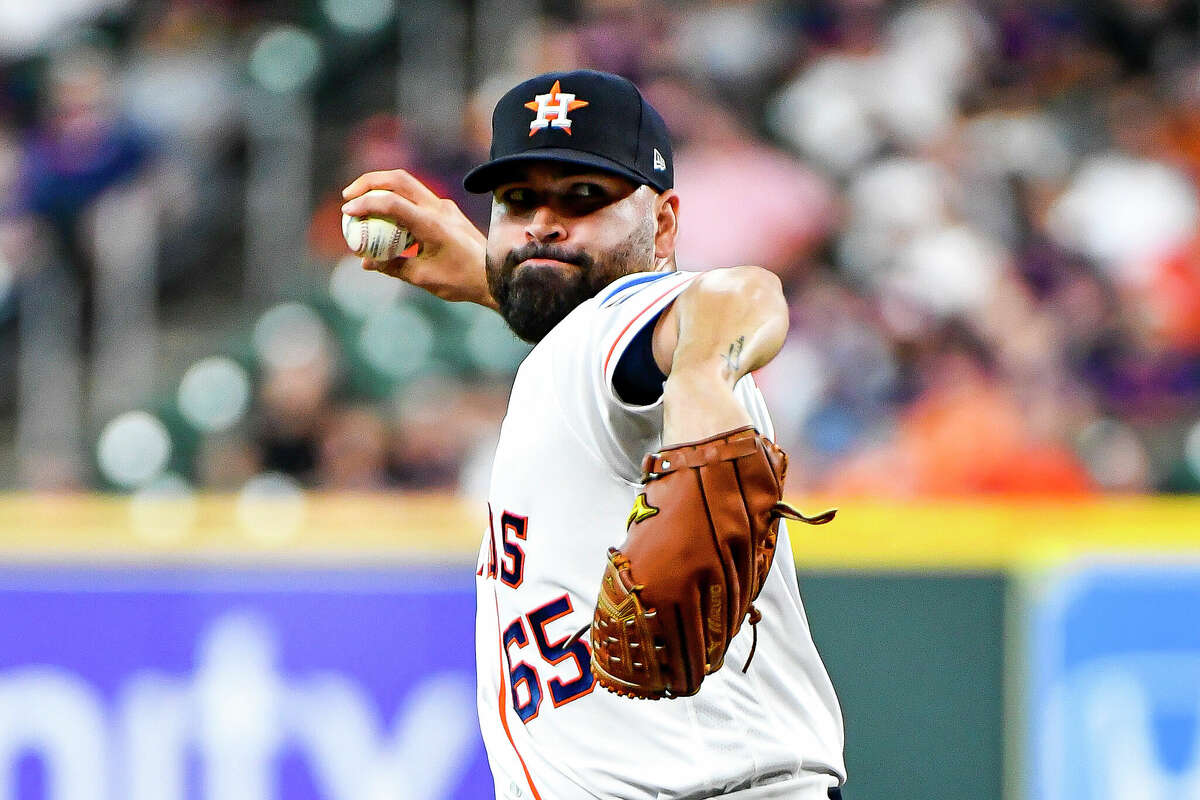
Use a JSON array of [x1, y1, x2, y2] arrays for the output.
[[475, 270, 845, 800]]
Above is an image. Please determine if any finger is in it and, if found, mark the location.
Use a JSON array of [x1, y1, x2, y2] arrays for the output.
[[362, 255, 413, 281], [342, 168, 440, 205], [341, 191, 442, 243], [362, 257, 400, 275]]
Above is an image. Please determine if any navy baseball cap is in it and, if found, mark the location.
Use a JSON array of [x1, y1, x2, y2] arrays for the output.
[[463, 70, 673, 194]]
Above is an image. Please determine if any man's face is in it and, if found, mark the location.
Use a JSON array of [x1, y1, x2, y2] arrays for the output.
[[486, 164, 660, 343]]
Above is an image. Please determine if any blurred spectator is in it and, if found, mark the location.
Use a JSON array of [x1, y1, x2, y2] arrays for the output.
[[3, 0, 1200, 497], [388, 380, 500, 492], [572, 0, 669, 82], [0, 123, 24, 322], [651, 78, 837, 278], [768, 3, 988, 175], [17, 42, 155, 237], [195, 433, 263, 491], [118, 0, 242, 278], [317, 405, 390, 490], [120, 3, 238, 170], [255, 357, 335, 487], [1045, 151, 1198, 285], [756, 278, 897, 481], [1141, 233, 1200, 354], [0, 0, 126, 60], [308, 114, 448, 260], [825, 342, 1094, 497], [669, 0, 797, 111]]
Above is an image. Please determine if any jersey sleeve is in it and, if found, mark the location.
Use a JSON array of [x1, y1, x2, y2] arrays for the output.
[[548, 270, 776, 485], [595, 271, 699, 411]]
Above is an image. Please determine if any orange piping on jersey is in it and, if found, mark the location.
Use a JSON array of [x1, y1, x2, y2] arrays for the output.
[[602, 274, 699, 377], [494, 590, 544, 800]]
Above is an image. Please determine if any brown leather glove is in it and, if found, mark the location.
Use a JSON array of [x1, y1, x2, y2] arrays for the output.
[[589, 426, 835, 700]]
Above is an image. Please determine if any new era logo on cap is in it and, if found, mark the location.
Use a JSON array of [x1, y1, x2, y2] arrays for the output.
[[462, 70, 674, 194]]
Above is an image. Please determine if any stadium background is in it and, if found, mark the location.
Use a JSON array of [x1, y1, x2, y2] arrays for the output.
[[0, 1, 1199, 798]]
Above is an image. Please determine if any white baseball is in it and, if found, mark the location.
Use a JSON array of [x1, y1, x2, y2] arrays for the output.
[[341, 189, 417, 260]]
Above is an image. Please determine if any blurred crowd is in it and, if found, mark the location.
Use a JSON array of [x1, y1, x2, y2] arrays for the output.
[[1, 0, 1199, 499]]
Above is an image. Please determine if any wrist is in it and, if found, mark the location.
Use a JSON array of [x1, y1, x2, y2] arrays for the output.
[[664, 357, 741, 391], [662, 370, 752, 446], [463, 233, 497, 309]]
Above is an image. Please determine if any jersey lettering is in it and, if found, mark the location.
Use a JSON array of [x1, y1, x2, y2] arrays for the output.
[[501, 593, 594, 725], [502, 618, 543, 723], [484, 505, 499, 579], [499, 511, 529, 588], [528, 595, 595, 707]]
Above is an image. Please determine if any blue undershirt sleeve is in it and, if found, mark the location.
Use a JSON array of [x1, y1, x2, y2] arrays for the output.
[[611, 311, 667, 406]]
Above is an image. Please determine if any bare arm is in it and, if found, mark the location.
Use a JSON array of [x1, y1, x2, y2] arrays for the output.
[[341, 170, 497, 309], [651, 267, 789, 446]]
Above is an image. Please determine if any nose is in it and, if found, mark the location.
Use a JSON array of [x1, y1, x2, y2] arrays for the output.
[[524, 205, 566, 244]]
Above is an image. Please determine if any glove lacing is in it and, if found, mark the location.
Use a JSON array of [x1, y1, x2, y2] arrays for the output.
[[741, 501, 837, 673]]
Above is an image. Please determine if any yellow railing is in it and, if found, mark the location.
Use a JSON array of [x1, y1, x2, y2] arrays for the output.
[[0, 494, 1197, 569], [789, 497, 1200, 569], [0, 494, 484, 563]]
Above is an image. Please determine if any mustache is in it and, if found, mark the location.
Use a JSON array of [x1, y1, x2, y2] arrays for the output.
[[504, 243, 594, 270]]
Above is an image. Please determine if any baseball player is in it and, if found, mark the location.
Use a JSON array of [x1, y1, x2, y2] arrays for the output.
[[341, 70, 846, 800]]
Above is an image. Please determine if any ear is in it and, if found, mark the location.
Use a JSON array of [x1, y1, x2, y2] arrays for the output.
[[653, 190, 680, 259]]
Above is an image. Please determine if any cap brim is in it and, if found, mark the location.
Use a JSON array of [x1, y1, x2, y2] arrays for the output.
[[463, 149, 652, 193]]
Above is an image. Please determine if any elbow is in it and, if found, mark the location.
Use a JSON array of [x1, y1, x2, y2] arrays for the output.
[[698, 265, 789, 334], [738, 265, 786, 317], [694, 265, 783, 305], [675, 266, 789, 374], [744, 268, 790, 365]]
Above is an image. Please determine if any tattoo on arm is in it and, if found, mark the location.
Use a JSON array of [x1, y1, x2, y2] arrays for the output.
[[722, 336, 745, 374]]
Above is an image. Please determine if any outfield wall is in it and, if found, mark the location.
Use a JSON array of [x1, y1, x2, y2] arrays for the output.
[[0, 495, 1196, 800]]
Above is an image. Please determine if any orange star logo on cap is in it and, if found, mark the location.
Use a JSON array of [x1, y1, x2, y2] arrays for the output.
[[524, 80, 589, 136]]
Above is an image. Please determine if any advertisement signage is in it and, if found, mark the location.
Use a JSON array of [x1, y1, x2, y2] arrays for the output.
[[1027, 560, 1200, 799], [0, 568, 490, 800]]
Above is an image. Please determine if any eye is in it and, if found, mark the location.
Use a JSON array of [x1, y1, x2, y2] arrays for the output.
[[506, 188, 529, 202], [569, 182, 603, 198], [499, 187, 537, 212], [557, 182, 612, 216]]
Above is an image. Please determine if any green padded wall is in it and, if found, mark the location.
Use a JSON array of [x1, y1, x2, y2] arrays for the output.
[[799, 572, 1007, 800]]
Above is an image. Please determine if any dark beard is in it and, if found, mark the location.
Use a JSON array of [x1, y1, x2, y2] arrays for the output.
[[487, 230, 654, 343]]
